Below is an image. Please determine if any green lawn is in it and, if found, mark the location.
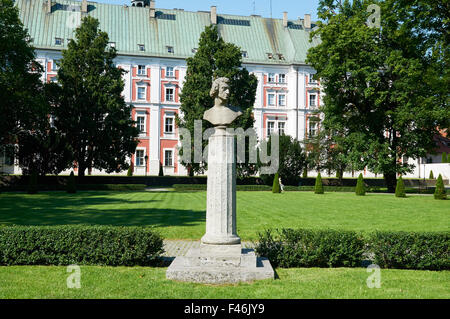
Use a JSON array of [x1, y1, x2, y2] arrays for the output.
[[0, 266, 448, 299], [0, 191, 448, 240]]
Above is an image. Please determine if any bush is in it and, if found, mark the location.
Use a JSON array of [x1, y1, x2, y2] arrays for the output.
[[355, 173, 365, 196], [442, 152, 448, 163], [255, 229, 365, 268], [272, 172, 281, 193], [370, 231, 449, 270], [434, 174, 447, 200], [127, 166, 133, 177], [395, 176, 406, 198], [66, 171, 76, 193], [0, 225, 164, 266], [429, 170, 434, 179], [314, 173, 324, 194], [173, 184, 271, 192], [27, 173, 38, 194], [158, 163, 164, 177]]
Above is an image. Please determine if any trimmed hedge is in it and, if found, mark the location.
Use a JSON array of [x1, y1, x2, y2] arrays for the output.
[[272, 172, 281, 193], [255, 229, 365, 268], [370, 231, 449, 271], [0, 225, 164, 266], [173, 184, 271, 191], [0, 184, 147, 192], [255, 228, 450, 270]]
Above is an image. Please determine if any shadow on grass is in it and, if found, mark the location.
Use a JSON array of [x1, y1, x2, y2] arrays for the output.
[[0, 192, 205, 228]]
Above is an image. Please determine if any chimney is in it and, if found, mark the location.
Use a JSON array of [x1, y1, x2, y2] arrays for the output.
[[304, 14, 311, 29], [81, 0, 88, 13], [149, 0, 156, 18], [46, 0, 52, 13], [211, 6, 217, 25], [283, 12, 288, 28]]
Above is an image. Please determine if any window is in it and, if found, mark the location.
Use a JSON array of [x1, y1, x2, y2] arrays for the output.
[[278, 74, 286, 83], [165, 116, 174, 133], [1, 145, 14, 166], [308, 122, 318, 137], [108, 42, 116, 48], [135, 150, 145, 166], [138, 44, 145, 51], [165, 87, 174, 102], [136, 115, 145, 133], [241, 51, 248, 58], [167, 46, 174, 53], [267, 53, 273, 59], [309, 94, 317, 107], [137, 86, 146, 100], [278, 94, 286, 106], [52, 59, 59, 71], [137, 65, 146, 75], [278, 122, 286, 135], [268, 94, 275, 106], [192, 48, 198, 54], [164, 150, 174, 166], [50, 76, 58, 83], [267, 121, 275, 137], [166, 66, 174, 77], [268, 73, 275, 83], [309, 73, 317, 83], [55, 38, 63, 45]]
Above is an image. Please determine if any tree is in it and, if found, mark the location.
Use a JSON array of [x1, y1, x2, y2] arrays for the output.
[[395, 176, 406, 198], [272, 172, 281, 193], [307, 0, 449, 192], [315, 172, 324, 194], [355, 173, 365, 196], [0, 0, 45, 162], [54, 16, 139, 177], [429, 170, 434, 179], [177, 25, 258, 176], [66, 171, 76, 194], [259, 134, 307, 186], [442, 152, 448, 163], [434, 174, 447, 200]]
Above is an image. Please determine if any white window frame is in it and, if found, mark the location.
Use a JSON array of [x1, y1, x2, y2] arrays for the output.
[[137, 86, 146, 100], [135, 148, 146, 167], [55, 38, 63, 45], [108, 42, 116, 48], [135, 112, 146, 134], [137, 65, 146, 76], [267, 121, 275, 137], [163, 149, 174, 167], [268, 93, 275, 106], [138, 44, 145, 51], [278, 94, 286, 107], [308, 121, 318, 137], [278, 121, 286, 135], [278, 74, 286, 83], [309, 93, 317, 108], [241, 51, 248, 58], [166, 66, 174, 78], [268, 73, 275, 83], [167, 46, 174, 54], [164, 114, 175, 134], [309, 73, 317, 83], [165, 87, 175, 102], [52, 59, 59, 71]]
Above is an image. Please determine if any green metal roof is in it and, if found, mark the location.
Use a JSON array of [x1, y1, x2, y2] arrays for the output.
[[16, 0, 319, 65]]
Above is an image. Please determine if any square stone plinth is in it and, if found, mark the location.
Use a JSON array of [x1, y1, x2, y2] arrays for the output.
[[166, 246, 275, 284]]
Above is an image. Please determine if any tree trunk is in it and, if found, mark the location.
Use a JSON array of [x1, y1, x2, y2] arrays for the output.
[[384, 171, 397, 193], [78, 163, 85, 178]]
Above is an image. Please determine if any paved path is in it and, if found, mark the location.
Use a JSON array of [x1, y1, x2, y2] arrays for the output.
[[162, 240, 255, 257]]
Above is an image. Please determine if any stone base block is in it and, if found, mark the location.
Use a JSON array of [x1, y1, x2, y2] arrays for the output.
[[166, 247, 274, 284]]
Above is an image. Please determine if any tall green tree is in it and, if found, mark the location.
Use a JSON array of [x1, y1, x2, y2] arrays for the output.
[[54, 16, 138, 177], [177, 25, 258, 176], [0, 0, 43, 152], [307, 0, 449, 192]]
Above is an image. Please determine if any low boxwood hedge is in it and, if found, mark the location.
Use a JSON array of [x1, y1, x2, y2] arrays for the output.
[[255, 228, 449, 270], [173, 184, 271, 191], [370, 231, 449, 271], [0, 225, 164, 266], [0, 184, 147, 192]]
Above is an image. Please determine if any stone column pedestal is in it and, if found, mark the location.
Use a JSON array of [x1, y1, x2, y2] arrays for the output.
[[201, 126, 241, 245]]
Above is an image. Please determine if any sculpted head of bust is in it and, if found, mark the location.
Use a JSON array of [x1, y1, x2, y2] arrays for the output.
[[210, 77, 230, 107]]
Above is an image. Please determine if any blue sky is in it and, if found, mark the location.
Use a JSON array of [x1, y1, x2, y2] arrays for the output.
[[93, 0, 321, 21]]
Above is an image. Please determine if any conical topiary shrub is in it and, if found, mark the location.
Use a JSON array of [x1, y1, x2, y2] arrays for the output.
[[27, 172, 38, 194], [355, 173, 366, 196], [67, 171, 76, 194], [434, 174, 447, 200], [395, 176, 406, 198], [272, 172, 281, 193], [127, 165, 133, 177], [429, 170, 434, 179], [442, 152, 448, 163], [158, 162, 164, 176], [302, 167, 308, 178], [314, 172, 324, 194]]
